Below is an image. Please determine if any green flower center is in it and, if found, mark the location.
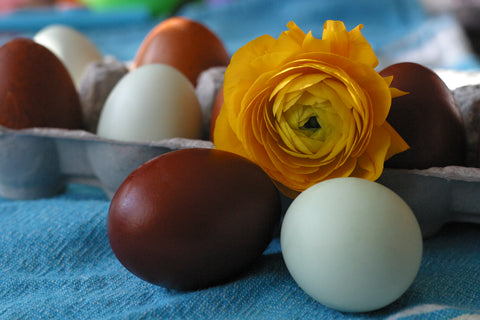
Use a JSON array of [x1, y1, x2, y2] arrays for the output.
[[277, 93, 342, 156], [270, 72, 354, 158], [300, 116, 321, 130]]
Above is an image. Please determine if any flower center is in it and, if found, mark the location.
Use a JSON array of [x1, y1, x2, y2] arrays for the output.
[[293, 99, 336, 138], [276, 95, 343, 156], [300, 116, 321, 130], [270, 72, 351, 157]]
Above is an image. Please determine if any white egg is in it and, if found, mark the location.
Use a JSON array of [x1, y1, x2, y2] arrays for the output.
[[34, 24, 103, 88], [280, 177, 423, 313], [96, 64, 203, 142]]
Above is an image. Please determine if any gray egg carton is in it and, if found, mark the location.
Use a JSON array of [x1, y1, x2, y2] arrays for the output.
[[378, 166, 480, 237], [0, 126, 214, 199], [1, 61, 479, 238], [0, 60, 221, 200]]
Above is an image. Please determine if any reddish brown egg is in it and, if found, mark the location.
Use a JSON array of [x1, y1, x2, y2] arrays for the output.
[[107, 148, 281, 291], [132, 16, 230, 86], [0, 38, 83, 129], [209, 87, 224, 141], [380, 62, 466, 169]]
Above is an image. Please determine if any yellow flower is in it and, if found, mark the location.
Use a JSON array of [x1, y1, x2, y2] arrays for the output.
[[213, 20, 409, 198]]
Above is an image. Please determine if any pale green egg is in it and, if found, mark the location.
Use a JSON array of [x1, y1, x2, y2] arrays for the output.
[[96, 64, 203, 143], [281, 177, 423, 313]]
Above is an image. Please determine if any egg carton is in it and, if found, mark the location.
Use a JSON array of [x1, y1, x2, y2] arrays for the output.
[[0, 59, 220, 200], [1, 60, 480, 238]]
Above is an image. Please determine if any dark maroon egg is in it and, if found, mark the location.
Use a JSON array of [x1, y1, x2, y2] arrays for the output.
[[0, 38, 83, 129], [107, 148, 281, 291], [380, 62, 466, 169]]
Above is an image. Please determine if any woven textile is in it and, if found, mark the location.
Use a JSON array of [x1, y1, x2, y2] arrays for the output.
[[0, 184, 479, 319]]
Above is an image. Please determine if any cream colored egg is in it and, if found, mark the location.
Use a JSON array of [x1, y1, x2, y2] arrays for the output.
[[96, 64, 203, 143], [34, 24, 103, 88], [281, 177, 423, 313]]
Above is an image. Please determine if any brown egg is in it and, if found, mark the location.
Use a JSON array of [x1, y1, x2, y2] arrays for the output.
[[107, 148, 281, 291], [380, 62, 466, 169], [209, 87, 224, 141], [133, 16, 230, 86], [0, 38, 83, 130]]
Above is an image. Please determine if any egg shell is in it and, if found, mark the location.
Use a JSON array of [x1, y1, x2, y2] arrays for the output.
[[380, 62, 466, 169], [107, 148, 282, 290], [96, 64, 203, 142], [281, 177, 423, 313], [133, 16, 230, 86], [0, 38, 83, 130], [34, 24, 103, 88]]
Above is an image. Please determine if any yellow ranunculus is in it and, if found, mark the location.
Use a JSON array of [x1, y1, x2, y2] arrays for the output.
[[213, 20, 409, 198]]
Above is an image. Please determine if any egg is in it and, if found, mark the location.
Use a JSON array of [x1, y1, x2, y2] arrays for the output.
[[34, 24, 103, 88], [0, 38, 83, 130], [107, 148, 282, 290], [133, 16, 230, 86], [380, 62, 466, 169], [281, 177, 423, 313], [96, 64, 202, 142]]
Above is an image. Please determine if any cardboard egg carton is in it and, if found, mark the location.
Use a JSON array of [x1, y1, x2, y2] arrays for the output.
[[1, 59, 479, 238], [0, 59, 219, 200]]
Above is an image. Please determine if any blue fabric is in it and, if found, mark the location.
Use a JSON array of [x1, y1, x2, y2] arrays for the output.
[[0, 184, 480, 319], [177, 0, 480, 70], [1, 0, 480, 318], [0, 0, 479, 68]]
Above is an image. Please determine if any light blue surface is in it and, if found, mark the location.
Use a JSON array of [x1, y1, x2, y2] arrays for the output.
[[179, 0, 427, 58], [1, 0, 480, 318], [177, 0, 479, 70], [0, 184, 479, 319], [0, 0, 478, 68]]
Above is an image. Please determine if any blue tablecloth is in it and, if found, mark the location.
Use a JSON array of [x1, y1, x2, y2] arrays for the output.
[[1, 0, 480, 318], [1, 184, 479, 319], [1, 0, 478, 68]]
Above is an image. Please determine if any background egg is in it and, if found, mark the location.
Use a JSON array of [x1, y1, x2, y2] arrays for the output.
[[0, 38, 83, 130], [281, 177, 423, 313], [107, 148, 282, 290], [96, 64, 202, 142], [133, 16, 230, 86], [34, 24, 103, 88], [380, 62, 466, 169]]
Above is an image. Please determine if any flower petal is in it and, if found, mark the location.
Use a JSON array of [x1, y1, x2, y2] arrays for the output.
[[347, 24, 378, 68], [214, 20, 409, 198]]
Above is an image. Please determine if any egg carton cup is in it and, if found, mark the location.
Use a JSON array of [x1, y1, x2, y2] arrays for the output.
[[0, 58, 218, 200], [1, 59, 480, 238]]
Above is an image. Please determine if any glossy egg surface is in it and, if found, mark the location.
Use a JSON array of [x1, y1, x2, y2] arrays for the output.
[[380, 62, 466, 169], [34, 24, 103, 88], [0, 38, 83, 130], [133, 16, 230, 86], [107, 148, 281, 290]]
